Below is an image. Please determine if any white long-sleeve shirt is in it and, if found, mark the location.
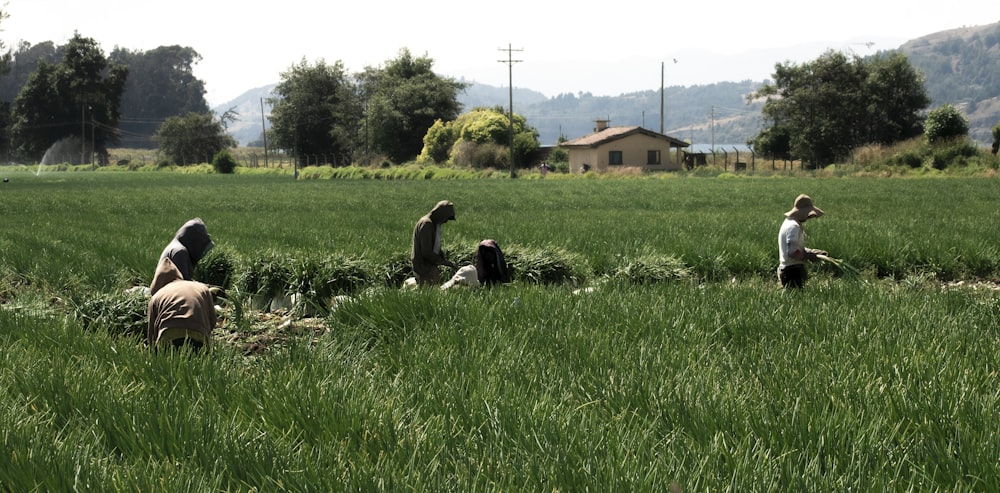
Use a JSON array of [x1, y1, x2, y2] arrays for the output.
[[778, 218, 806, 269]]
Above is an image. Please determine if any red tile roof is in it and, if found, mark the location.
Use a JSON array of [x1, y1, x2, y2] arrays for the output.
[[560, 126, 689, 148]]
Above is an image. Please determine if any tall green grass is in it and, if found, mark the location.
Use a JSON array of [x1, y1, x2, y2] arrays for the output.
[[4, 280, 1000, 490], [4, 171, 1000, 489], [3, 171, 1000, 294]]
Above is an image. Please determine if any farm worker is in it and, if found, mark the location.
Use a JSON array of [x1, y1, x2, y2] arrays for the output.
[[159, 217, 214, 281], [147, 257, 217, 351], [777, 194, 827, 288], [411, 200, 458, 286]]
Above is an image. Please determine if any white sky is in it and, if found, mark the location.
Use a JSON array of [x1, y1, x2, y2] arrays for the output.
[[2, 0, 995, 106]]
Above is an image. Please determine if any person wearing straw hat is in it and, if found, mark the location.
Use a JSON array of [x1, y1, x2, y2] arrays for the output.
[[777, 194, 827, 288]]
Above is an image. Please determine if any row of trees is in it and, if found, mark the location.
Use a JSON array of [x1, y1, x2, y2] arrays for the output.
[[0, 8, 532, 169], [0, 38, 211, 159], [0, 9, 539, 169], [750, 50, 931, 166], [266, 49, 519, 168]]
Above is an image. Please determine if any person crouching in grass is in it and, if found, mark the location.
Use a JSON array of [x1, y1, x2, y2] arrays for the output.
[[147, 257, 217, 352], [777, 194, 827, 289]]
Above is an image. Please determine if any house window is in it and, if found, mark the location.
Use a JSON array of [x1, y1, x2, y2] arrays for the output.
[[647, 150, 661, 165], [609, 150, 623, 165]]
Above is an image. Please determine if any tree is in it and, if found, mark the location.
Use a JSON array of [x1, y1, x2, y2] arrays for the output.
[[751, 50, 929, 166], [9, 33, 128, 163], [0, 41, 60, 103], [748, 124, 792, 161], [924, 104, 969, 144], [109, 46, 210, 148], [154, 112, 236, 165], [267, 58, 359, 167], [359, 49, 466, 164], [416, 106, 540, 168], [992, 122, 1000, 155]]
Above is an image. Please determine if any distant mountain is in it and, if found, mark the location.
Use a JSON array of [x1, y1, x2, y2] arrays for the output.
[[214, 22, 1000, 150], [213, 84, 276, 147], [899, 22, 1000, 144]]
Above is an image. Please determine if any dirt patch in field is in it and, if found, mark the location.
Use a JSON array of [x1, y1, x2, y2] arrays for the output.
[[214, 309, 330, 356]]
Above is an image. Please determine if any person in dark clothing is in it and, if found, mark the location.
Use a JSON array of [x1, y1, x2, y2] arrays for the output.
[[475, 239, 511, 286], [411, 200, 457, 286], [159, 218, 214, 281]]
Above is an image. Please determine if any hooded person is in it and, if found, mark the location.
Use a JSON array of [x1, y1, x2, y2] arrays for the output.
[[475, 239, 511, 286], [147, 257, 217, 351], [411, 200, 458, 286], [159, 218, 214, 281], [777, 194, 828, 288]]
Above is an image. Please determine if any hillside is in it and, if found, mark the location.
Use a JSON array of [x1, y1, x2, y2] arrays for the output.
[[216, 22, 1000, 150]]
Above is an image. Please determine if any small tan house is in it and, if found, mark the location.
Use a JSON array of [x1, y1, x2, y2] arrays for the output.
[[559, 120, 689, 173]]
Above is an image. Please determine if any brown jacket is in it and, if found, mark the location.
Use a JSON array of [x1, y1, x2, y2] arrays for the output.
[[147, 257, 217, 346], [411, 200, 456, 285]]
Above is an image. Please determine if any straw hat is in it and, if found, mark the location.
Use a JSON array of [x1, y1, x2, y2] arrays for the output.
[[785, 194, 824, 221]]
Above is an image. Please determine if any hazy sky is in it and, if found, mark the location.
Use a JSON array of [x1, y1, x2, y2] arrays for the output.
[[3, 0, 995, 106]]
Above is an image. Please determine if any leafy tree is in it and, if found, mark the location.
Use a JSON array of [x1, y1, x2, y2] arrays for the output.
[[0, 41, 60, 103], [359, 49, 466, 164], [418, 119, 456, 164], [9, 33, 127, 163], [748, 124, 792, 160], [154, 112, 236, 165], [924, 104, 969, 144], [751, 50, 929, 166], [267, 58, 359, 167], [109, 46, 209, 148], [416, 106, 540, 168]]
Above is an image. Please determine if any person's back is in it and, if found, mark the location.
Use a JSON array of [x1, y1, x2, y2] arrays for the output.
[[475, 239, 511, 286], [147, 257, 217, 351]]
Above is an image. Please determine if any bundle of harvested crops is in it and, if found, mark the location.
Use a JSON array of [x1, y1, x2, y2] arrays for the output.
[[815, 253, 861, 278]]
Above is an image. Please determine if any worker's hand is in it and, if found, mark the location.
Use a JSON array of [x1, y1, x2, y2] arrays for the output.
[[209, 286, 227, 299]]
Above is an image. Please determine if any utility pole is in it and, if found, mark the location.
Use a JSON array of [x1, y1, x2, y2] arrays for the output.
[[81, 105, 86, 165], [260, 98, 269, 168], [498, 43, 522, 179], [660, 62, 664, 134]]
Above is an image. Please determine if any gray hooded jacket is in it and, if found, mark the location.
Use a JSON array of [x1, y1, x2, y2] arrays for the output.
[[159, 217, 214, 281]]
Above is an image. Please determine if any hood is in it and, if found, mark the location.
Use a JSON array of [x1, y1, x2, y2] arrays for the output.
[[428, 201, 456, 224], [173, 218, 214, 262], [150, 257, 184, 295]]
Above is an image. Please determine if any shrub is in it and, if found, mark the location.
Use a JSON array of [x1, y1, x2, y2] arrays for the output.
[[887, 149, 924, 168], [930, 139, 979, 169], [925, 104, 969, 144], [451, 141, 507, 169], [212, 149, 238, 174]]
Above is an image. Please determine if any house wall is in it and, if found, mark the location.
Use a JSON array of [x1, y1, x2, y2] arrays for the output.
[[567, 134, 683, 173]]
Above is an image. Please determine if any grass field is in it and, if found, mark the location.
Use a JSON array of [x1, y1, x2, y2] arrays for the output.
[[2, 169, 1000, 490]]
